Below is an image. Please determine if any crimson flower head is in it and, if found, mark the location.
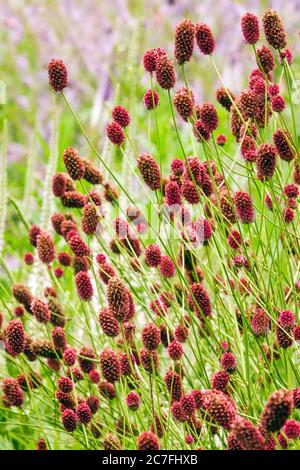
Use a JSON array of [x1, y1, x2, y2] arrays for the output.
[[137, 153, 161, 190], [75, 271, 93, 301], [198, 102, 219, 132], [271, 95, 285, 113], [234, 191, 255, 224], [260, 389, 293, 433], [174, 87, 194, 121], [62, 409, 77, 432], [155, 55, 176, 90], [63, 147, 85, 180], [257, 45, 274, 74], [137, 431, 160, 450], [143, 49, 158, 73], [77, 402, 92, 425], [100, 348, 121, 383], [107, 277, 129, 322], [37, 231, 55, 264], [273, 129, 295, 162], [99, 307, 120, 337], [241, 13, 260, 44], [48, 58, 67, 92], [2, 377, 24, 407], [174, 19, 195, 65], [231, 417, 265, 450], [256, 143, 277, 180], [31, 298, 51, 323], [5, 319, 25, 356], [204, 390, 237, 429], [195, 23, 215, 55], [262, 9, 287, 50], [126, 391, 140, 411], [188, 282, 212, 319], [216, 87, 235, 111], [145, 243, 162, 267], [82, 202, 99, 235], [159, 255, 176, 278], [168, 339, 183, 361], [52, 172, 67, 197], [142, 323, 161, 351], [112, 105, 130, 128], [221, 352, 237, 372], [106, 121, 125, 146], [211, 370, 230, 391], [143, 89, 159, 110]]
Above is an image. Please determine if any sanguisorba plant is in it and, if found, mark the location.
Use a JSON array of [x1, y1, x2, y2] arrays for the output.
[[1, 9, 300, 450]]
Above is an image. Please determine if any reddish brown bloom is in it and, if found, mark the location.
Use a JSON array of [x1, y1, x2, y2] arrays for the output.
[[52, 172, 67, 197], [174, 19, 195, 65], [100, 348, 121, 383], [31, 298, 51, 323], [2, 377, 24, 407], [193, 119, 211, 142], [282, 419, 300, 439], [284, 183, 299, 199], [188, 282, 212, 318], [180, 393, 196, 417], [257, 45, 274, 74], [204, 390, 237, 429], [137, 153, 161, 190], [77, 402, 92, 424], [75, 272, 93, 301], [78, 346, 96, 373], [99, 307, 120, 337], [251, 307, 270, 337], [68, 233, 90, 257], [211, 370, 230, 392], [48, 58, 67, 92], [227, 229, 242, 250], [271, 95, 285, 112], [231, 417, 265, 450], [82, 159, 103, 185], [58, 376, 73, 393], [37, 232, 55, 264], [216, 134, 226, 146], [89, 370, 100, 384], [62, 408, 77, 432], [137, 431, 160, 450], [195, 23, 215, 55], [168, 339, 183, 361], [273, 129, 295, 162], [106, 121, 125, 146], [112, 105, 130, 128], [240, 89, 257, 120], [229, 101, 243, 141], [5, 320, 25, 356], [293, 387, 300, 409], [241, 12, 260, 44], [63, 147, 85, 180], [142, 323, 160, 351], [159, 255, 176, 278], [171, 401, 188, 422], [98, 380, 115, 400], [14, 305, 24, 318], [144, 89, 159, 110], [82, 203, 99, 235], [221, 352, 237, 372], [29, 224, 41, 247], [103, 434, 122, 450], [262, 9, 287, 50], [52, 326, 67, 351], [126, 391, 140, 411], [181, 179, 200, 204], [156, 55, 176, 90], [174, 87, 194, 121], [145, 243, 162, 267], [143, 49, 158, 73], [260, 389, 293, 433], [256, 143, 277, 180], [140, 348, 158, 373], [175, 324, 188, 343], [198, 102, 218, 132], [233, 191, 255, 224], [216, 87, 235, 111], [61, 191, 86, 208], [58, 252, 71, 267], [107, 277, 129, 322]]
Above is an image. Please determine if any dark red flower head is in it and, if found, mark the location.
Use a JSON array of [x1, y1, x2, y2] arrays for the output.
[[262, 9, 287, 50], [52, 172, 67, 197], [256, 143, 277, 180], [37, 231, 55, 264], [82, 202, 99, 235], [58, 376, 73, 394], [137, 153, 161, 190], [233, 191, 255, 224], [126, 391, 140, 411], [144, 89, 159, 110], [231, 417, 265, 450], [106, 121, 125, 146], [2, 377, 24, 407], [77, 402, 92, 424], [99, 307, 120, 337], [168, 339, 183, 361], [62, 408, 77, 432], [155, 55, 176, 90], [174, 19, 195, 65], [5, 319, 25, 356], [271, 95, 285, 113], [159, 255, 176, 278], [52, 326, 66, 351], [273, 129, 295, 162], [63, 147, 85, 180], [142, 323, 161, 351], [257, 45, 274, 74], [241, 12, 260, 44], [100, 348, 121, 383], [204, 390, 237, 429], [137, 431, 160, 450], [211, 370, 230, 391], [193, 119, 211, 142], [31, 298, 51, 323], [174, 87, 194, 121], [48, 58, 67, 92], [221, 352, 237, 372], [112, 105, 130, 128], [216, 87, 235, 111], [188, 282, 212, 319], [195, 23, 215, 55], [198, 102, 219, 132], [145, 243, 162, 267], [107, 277, 129, 322], [260, 389, 293, 433], [143, 49, 158, 73], [75, 272, 93, 301], [251, 307, 270, 337], [140, 348, 158, 374]]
